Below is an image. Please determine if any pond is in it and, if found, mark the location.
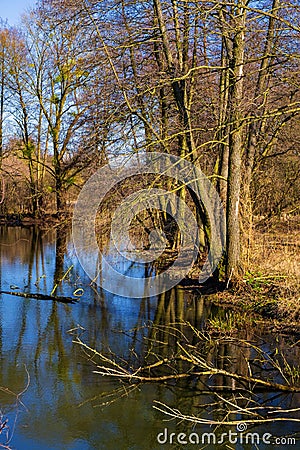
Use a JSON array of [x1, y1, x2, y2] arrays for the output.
[[0, 226, 299, 449]]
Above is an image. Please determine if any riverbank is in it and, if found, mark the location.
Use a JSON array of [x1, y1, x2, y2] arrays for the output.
[[209, 285, 300, 336], [208, 219, 300, 334], [0, 213, 71, 228]]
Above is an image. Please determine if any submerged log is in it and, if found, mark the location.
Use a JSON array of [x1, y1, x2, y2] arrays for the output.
[[0, 290, 77, 304]]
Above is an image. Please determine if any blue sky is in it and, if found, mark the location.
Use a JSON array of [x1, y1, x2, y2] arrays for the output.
[[1, 0, 37, 25]]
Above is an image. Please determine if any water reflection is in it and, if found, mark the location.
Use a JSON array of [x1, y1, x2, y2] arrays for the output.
[[0, 226, 299, 449]]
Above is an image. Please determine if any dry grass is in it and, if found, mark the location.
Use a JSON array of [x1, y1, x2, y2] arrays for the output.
[[248, 217, 300, 319], [249, 217, 300, 284], [214, 217, 300, 328]]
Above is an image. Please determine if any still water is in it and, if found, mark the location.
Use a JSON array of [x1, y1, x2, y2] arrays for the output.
[[0, 226, 299, 449]]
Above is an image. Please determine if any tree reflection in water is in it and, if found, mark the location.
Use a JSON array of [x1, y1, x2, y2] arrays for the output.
[[0, 226, 299, 449]]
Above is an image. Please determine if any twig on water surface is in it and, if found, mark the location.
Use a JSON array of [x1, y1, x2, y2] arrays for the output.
[[78, 384, 140, 409], [50, 265, 74, 296]]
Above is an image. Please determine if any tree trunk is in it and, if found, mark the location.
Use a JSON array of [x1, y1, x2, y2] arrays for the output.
[[0, 42, 4, 168], [242, 0, 279, 265], [217, 35, 230, 206], [225, 1, 246, 281]]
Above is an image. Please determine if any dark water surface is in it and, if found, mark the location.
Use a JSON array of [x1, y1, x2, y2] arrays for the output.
[[0, 227, 299, 449]]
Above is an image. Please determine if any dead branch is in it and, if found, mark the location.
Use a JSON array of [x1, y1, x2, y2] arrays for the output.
[[74, 336, 300, 393], [0, 290, 77, 304], [153, 400, 300, 426]]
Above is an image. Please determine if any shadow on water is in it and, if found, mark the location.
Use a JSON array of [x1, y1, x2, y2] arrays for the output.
[[0, 226, 299, 449]]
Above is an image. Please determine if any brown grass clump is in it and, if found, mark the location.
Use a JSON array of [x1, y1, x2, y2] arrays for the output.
[[249, 217, 299, 281], [213, 217, 300, 329], [248, 217, 300, 320]]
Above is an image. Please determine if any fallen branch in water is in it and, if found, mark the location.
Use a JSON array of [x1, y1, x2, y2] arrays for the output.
[[73, 336, 300, 393], [0, 290, 77, 304], [73, 321, 300, 427], [153, 400, 300, 426]]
